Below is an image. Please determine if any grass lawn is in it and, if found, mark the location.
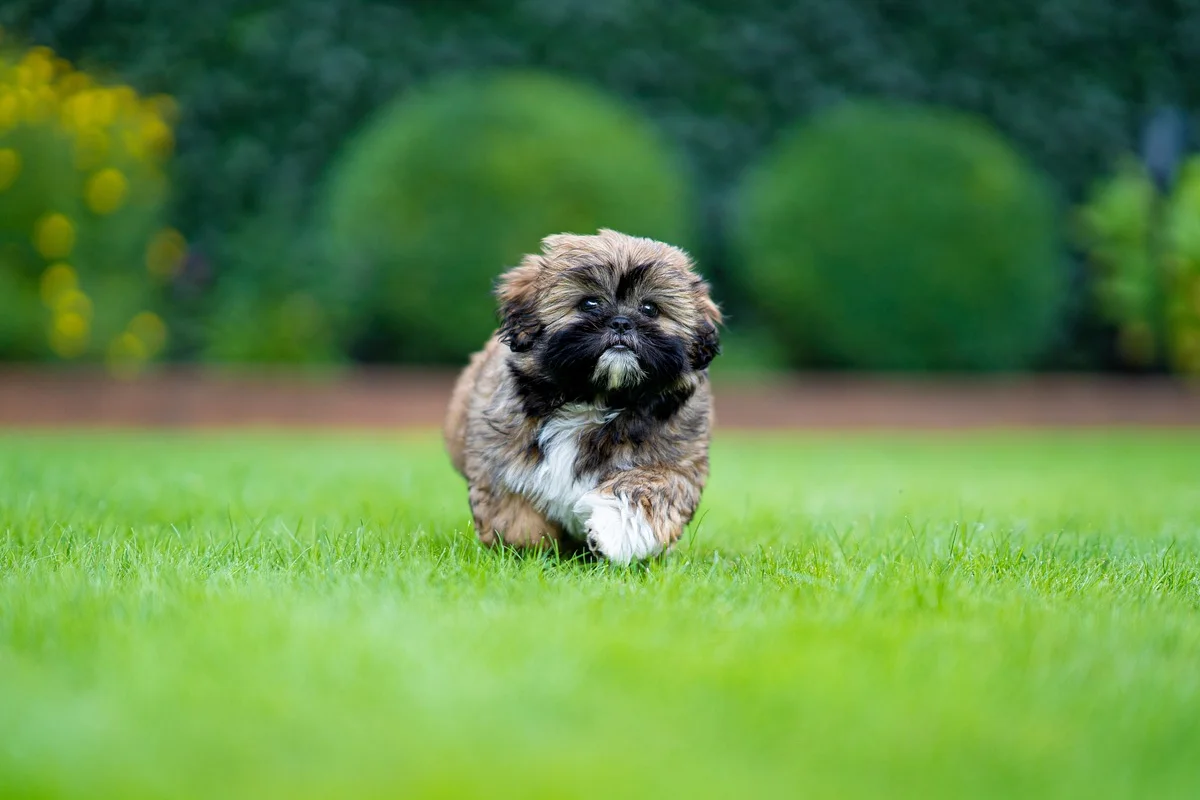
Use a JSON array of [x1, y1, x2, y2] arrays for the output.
[[2, 429, 1199, 799]]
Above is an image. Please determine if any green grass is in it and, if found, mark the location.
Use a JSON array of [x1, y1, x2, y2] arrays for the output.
[[2, 430, 1199, 799]]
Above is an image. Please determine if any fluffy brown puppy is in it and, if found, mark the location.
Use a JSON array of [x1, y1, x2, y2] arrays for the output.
[[444, 228, 721, 564]]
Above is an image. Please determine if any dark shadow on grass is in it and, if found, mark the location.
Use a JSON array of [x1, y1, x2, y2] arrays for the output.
[[473, 536, 681, 576]]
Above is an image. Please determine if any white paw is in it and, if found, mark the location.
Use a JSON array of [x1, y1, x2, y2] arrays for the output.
[[573, 491, 661, 565]]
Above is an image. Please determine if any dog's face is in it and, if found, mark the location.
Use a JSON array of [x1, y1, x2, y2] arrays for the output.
[[496, 229, 721, 402]]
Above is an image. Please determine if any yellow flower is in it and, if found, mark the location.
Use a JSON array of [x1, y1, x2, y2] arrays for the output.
[[68, 89, 115, 129], [39, 263, 78, 307], [0, 148, 20, 191], [20, 48, 56, 86], [49, 311, 90, 359], [31, 85, 58, 120], [60, 90, 88, 128], [14, 65, 38, 90], [34, 213, 76, 259], [54, 312, 87, 339], [53, 290, 93, 321], [89, 89, 116, 127], [139, 114, 174, 159], [85, 167, 129, 215], [0, 93, 18, 129], [127, 311, 167, 355], [146, 228, 187, 279]]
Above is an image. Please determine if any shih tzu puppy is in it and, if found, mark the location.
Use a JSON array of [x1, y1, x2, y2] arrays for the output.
[[444, 228, 722, 564]]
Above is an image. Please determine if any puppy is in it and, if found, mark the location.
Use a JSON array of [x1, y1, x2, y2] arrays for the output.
[[444, 228, 721, 564]]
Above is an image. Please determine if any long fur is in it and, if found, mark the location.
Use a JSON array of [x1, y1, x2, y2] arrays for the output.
[[444, 229, 722, 564]]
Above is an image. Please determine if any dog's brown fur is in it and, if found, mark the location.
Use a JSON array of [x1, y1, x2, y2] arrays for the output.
[[444, 229, 721, 564]]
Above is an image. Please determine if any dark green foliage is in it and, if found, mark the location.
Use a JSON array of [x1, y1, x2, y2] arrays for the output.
[[1075, 157, 1200, 375], [734, 102, 1066, 371], [8, 0, 1193, 248], [200, 202, 355, 365], [3, 0, 1197, 366], [322, 71, 693, 363]]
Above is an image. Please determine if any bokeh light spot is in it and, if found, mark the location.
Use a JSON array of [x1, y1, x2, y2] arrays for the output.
[[54, 289, 93, 320], [49, 311, 90, 358], [89, 89, 117, 127], [39, 263, 78, 307], [85, 167, 129, 215], [34, 213, 76, 259], [0, 93, 18, 129], [139, 114, 174, 159], [20, 48, 56, 86]]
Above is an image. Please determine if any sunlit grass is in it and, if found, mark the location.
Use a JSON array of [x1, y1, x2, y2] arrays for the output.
[[2, 430, 1199, 798]]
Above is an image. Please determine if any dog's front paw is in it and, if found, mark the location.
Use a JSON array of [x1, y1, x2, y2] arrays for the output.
[[573, 491, 661, 565]]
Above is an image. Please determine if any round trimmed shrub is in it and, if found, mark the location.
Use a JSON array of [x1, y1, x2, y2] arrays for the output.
[[733, 102, 1067, 371], [322, 71, 694, 363]]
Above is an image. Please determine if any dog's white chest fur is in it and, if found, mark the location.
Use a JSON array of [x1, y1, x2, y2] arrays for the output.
[[504, 403, 614, 537], [499, 402, 663, 564]]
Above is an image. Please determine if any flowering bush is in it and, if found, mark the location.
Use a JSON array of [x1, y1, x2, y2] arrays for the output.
[[322, 71, 694, 363], [0, 33, 182, 370], [1076, 157, 1200, 375]]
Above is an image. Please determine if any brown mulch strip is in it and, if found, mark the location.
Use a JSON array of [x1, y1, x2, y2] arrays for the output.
[[0, 368, 1197, 430]]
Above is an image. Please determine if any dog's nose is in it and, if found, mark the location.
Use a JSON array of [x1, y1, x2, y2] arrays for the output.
[[609, 316, 634, 334]]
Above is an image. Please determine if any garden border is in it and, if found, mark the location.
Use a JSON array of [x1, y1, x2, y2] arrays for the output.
[[1, 368, 1197, 430]]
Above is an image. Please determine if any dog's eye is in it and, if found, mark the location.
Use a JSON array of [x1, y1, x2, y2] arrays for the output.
[[578, 297, 601, 312], [639, 301, 660, 318]]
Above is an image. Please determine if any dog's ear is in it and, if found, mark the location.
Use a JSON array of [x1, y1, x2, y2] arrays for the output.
[[495, 256, 543, 353], [690, 285, 723, 370]]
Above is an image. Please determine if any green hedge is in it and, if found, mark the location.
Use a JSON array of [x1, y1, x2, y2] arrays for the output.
[[199, 200, 353, 365], [3, 0, 1194, 366], [1076, 156, 1200, 375], [322, 71, 693, 363], [733, 102, 1066, 371]]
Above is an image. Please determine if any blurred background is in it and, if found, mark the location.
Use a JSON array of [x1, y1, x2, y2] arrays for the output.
[[1, 1, 1200, 404]]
